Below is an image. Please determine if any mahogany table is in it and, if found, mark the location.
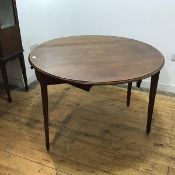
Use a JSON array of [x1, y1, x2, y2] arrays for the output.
[[29, 36, 164, 151]]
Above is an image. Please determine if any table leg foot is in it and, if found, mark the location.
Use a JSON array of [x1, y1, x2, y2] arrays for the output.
[[127, 82, 132, 107], [146, 72, 160, 134]]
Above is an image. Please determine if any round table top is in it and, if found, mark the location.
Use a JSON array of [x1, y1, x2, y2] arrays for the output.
[[29, 35, 164, 85]]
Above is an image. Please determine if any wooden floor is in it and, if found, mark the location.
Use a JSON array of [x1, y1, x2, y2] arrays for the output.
[[0, 83, 175, 175]]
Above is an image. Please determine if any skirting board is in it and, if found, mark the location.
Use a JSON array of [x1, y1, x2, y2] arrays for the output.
[[26, 77, 175, 94], [2, 75, 37, 88], [4, 75, 175, 94], [138, 80, 175, 94], [6, 77, 24, 87], [27, 75, 37, 85]]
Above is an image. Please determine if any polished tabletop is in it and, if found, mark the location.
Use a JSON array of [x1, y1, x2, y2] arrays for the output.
[[29, 35, 164, 85]]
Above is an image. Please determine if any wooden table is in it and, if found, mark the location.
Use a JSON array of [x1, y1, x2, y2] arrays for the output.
[[29, 35, 164, 151]]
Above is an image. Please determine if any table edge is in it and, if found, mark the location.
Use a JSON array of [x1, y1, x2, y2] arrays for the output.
[[29, 35, 165, 85]]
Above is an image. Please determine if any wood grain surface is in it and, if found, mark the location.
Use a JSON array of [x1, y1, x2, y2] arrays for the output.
[[0, 84, 174, 175], [29, 36, 164, 85]]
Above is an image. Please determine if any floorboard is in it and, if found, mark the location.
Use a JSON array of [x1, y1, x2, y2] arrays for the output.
[[0, 83, 174, 175]]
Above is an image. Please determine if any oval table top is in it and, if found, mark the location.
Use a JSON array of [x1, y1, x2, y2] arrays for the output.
[[29, 35, 164, 85]]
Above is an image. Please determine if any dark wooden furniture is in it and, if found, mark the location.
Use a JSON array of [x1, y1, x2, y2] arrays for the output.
[[127, 80, 143, 106], [0, 0, 28, 102], [29, 35, 164, 151]]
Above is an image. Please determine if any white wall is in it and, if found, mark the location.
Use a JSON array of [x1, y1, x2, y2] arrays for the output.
[[13, 0, 175, 92]]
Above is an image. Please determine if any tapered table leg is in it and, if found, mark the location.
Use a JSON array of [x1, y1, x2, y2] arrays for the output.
[[40, 81, 50, 151], [19, 53, 29, 91], [127, 82, 132, 106], [0, 65, 12, 103], [146, 72, 160, 134], [137, 80, 142, 88]]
